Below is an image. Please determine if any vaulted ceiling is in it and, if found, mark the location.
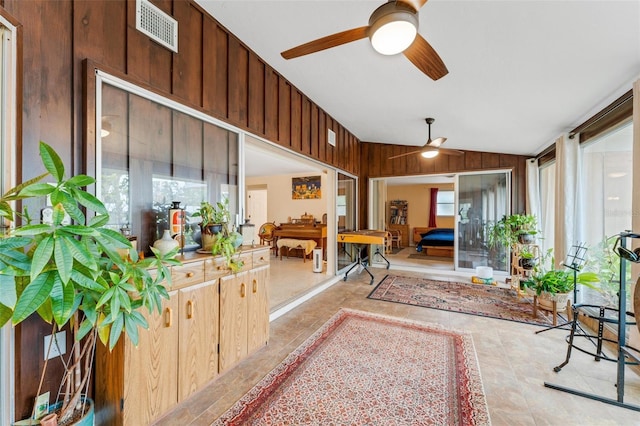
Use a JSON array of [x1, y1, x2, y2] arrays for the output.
[[197, 0, 640, 158]]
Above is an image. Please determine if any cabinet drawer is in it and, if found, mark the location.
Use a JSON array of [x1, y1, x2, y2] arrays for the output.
[[252, 249, 270, 268], [171, 261, 205, 289], [237, 252, 253, 272], [204, 257, 230, 281]]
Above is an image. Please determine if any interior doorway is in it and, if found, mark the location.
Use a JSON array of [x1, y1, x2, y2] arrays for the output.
[[246, 187, 268, 227]]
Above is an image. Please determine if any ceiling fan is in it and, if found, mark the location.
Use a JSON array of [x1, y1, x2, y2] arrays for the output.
[[280, 0, 448, 81], [389, 118, 463, 159]]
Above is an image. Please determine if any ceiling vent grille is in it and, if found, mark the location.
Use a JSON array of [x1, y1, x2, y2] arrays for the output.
[[136, 0, 178, 53]]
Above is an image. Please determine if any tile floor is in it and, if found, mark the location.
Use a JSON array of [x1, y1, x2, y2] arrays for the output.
[[156, 258, 640, 426]]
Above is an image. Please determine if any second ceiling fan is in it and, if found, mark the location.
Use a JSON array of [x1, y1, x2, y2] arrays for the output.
[[280, 0, 448, 81], [389, 118, 463, 160]]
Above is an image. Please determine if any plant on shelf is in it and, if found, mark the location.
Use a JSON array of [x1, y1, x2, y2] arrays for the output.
[[518, 246, 537, 270], [0, 142, 181, 425], [192, 199, 230, 250], [487, 213, 538, 249], [529, 248, 599, 304], [208, 199, 244, 272]]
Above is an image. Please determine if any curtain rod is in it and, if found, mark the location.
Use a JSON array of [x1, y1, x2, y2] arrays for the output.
[[568, 89, 633, 139]]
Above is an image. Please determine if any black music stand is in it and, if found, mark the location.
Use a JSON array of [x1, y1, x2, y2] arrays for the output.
[[544, 231, 640, 412], [535, 243, 588, 334]]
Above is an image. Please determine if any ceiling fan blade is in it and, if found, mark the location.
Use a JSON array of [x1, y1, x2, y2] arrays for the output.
[[388, 149, 422, 160], [396, 0, 428, 13], [403, 34, 448, 80], [438, 147, 464, 156], [281, 26, 369, 59], [429, 137, 447, 148]]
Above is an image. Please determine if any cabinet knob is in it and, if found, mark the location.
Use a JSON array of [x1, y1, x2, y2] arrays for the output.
[[241, 283, 246, 298], [164, 307, 173, 327], [186, 272, 194, 278], [187, 300, 194, 319], [252, 279, 258, 294]]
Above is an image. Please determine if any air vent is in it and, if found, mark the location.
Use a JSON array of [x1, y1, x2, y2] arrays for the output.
[[136, 0, 178, 53]]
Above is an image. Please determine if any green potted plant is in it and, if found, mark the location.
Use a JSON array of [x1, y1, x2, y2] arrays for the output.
[[518, 247, 537, 270], [0, 142, 181, 425], [487, 213, 538, 249], [192, 199, 230, 250], [528, 248, 599, 311]]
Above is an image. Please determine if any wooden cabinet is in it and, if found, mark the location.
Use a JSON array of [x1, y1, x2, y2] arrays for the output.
[[96, 246, 269, 426], [219, 265, 269, 372], [178, 280, 219, 401]]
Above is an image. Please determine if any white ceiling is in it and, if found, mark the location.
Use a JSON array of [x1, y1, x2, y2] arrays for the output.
[[198, 0, 640, 159]]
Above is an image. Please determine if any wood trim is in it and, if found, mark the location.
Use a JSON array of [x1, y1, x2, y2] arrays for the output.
[[571, 89, 633, 143]]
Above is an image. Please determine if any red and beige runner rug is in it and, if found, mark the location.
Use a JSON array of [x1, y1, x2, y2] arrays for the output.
[[369, 274, 555, 326], [213, 309, 490, 425]]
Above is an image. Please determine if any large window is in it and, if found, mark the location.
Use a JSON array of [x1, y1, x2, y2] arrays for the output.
[[0, 17, 17, 425], [436, 190, 455, 216], [580, 121, 633, 306], [96, 72, 239, 254]]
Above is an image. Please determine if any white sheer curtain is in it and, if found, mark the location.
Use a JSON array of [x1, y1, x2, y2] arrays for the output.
[[526, 157, 541, 224], [538, 163, 555, 253], [554, 133, 582, 267]]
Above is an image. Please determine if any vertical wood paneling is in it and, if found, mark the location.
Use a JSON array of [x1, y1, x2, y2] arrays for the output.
[[465, 152, 483, 170], [203, 22, 228, 118], [264, 68, 279, 140], [310, 104, 319, 158], [290, 90, 302, 152], [248, 55, 265, 135], [228, 37, 248, 126], [278, 78, 291, 145], [482, 152, 500, 169], [301, 96, 311, 156], [318, 110, 326, 162], [172, 2, 203, 106], [124, 0, 171, 91]]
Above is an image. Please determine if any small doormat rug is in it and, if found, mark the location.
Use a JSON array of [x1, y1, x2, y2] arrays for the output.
[[213, 309, 490, 425], [369, 274, 555, 326]]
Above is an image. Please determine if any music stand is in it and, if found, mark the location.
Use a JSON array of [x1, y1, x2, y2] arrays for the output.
[[535, 243, 588, 334]]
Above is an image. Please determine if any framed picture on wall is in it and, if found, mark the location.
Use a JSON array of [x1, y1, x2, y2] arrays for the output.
[[292, 176, 321, 199]]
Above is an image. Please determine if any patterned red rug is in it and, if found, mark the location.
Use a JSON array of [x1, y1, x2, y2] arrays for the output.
[[369, 274, 556, 326], [213, 309, 490, 425]]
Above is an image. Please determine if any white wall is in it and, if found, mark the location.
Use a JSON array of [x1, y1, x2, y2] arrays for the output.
[[246, 173, 328, 225]]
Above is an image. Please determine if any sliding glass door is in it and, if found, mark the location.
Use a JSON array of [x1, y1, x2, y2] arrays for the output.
[[457, 171, 510, 272], [337, 172, 357, 272]]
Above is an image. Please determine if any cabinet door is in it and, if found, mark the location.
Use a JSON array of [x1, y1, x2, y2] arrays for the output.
[[178, 280, 219, 401], [123, 291, 179, 426], [219, 271, 249, 372], [247, 265, 270, 354]]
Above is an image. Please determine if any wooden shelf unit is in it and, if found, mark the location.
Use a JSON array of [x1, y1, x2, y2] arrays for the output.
[[388, 200, 409, 247]]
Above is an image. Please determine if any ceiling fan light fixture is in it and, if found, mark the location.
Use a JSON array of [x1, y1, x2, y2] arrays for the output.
[[369, 3, 418, 55], [421, 150, 439, 159]]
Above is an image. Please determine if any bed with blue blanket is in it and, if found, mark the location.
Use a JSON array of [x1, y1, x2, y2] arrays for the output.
[[413, 227, 454, 257]]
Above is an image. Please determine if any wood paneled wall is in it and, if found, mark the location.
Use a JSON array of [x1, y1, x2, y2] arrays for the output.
[[358, 142, 529, 227]]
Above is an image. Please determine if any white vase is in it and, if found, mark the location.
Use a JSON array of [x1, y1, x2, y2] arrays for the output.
[[153, 230, 179, 257]]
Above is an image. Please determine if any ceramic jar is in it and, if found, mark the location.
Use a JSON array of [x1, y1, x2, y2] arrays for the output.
[[153, 230, 179, 257]]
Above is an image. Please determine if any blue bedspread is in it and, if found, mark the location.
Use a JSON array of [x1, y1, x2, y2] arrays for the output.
[[416, 228, 454, 252]]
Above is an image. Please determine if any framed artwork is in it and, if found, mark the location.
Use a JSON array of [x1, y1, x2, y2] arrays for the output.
[[292, 175, 321, 199]]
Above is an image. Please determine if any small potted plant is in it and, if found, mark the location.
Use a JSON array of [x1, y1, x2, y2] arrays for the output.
[[192, 199, 229, 250], [0, 142, 181, 425], [518, 247, 537, 270]]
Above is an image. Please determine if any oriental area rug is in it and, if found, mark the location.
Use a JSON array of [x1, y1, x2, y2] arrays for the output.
[[369, 274, 556, 327], [212, 309, 490, 426]]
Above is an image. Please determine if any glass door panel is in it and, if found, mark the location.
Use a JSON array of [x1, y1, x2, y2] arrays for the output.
[[457, 171, 510, 272], [337, 173, 357, 272]]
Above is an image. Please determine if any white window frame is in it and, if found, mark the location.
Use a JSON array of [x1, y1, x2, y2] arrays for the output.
[[0, 15, 18, 426], [436, 190, 455, 216]]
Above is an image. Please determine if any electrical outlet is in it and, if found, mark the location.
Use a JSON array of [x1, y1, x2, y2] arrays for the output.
[[43, 331, 66, 360]]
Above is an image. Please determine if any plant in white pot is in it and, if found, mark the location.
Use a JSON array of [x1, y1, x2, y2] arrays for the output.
[[528, 248, 599, 311], [0, 142, 181, 425]]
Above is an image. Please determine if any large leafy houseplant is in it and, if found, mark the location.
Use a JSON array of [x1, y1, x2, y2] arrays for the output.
[[0, 142, 180, 424], [530, 248, 599, 296]]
